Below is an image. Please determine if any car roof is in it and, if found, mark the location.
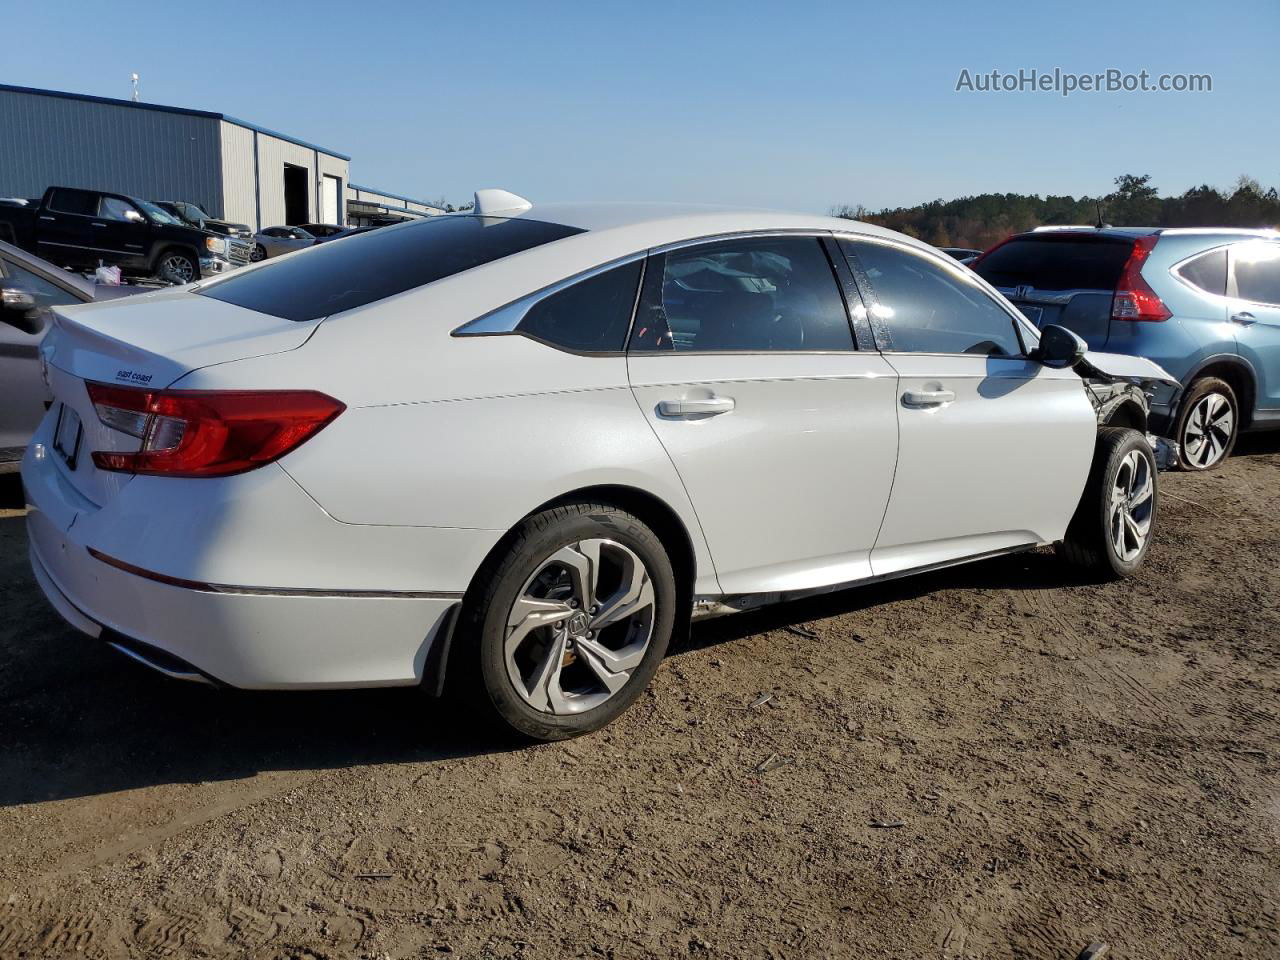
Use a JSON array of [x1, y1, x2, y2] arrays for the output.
[[0, 237, 95, 299], [495, 201, 933, 253], [1023, 225, 1278, 241]]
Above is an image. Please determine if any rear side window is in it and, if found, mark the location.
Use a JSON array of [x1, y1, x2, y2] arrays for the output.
[[844, 239, 1022, 356], [1177, 248, 1227, 296], [1233, 242, 1280, 306], [517, 260, 643, 352], [629, 236, 853, 352], [199, 216, 585, 321], [47, 189, 98, 216], [973, 236, 1133, 291]]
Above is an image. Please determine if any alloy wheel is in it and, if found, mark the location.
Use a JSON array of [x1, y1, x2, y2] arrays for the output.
[[504, 538, 656, 715], [161, 254, 195, 284], [1109, 449, 1153, 562], [250, 244, 266, 262], [1182, 391, 1234, 469]]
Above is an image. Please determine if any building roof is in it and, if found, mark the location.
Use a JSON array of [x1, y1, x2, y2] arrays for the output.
[[348, 183, 443, 210], [0, 83, 351, 161]]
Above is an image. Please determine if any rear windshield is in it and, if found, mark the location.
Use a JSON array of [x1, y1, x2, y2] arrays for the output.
[[198, 215, 585, 321], [973, 236, 1134, 291]]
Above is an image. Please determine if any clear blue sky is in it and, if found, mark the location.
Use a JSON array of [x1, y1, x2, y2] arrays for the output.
[[4, 0, 1277, 212]]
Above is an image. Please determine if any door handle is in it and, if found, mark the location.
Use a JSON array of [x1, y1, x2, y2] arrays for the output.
[[39, 215, 55, 221], [1231, 312, 1257, 326], [90, 222, 107, 227], [657, 396, 736, 417], [902, 389, 955, 408]]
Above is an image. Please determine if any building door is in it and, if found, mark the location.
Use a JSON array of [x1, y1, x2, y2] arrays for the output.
[[321, 175, 341, 225], [283, 164, 309, 225]]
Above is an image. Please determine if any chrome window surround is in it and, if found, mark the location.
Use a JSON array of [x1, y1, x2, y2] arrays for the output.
[[1170, 243, 1232, 300]]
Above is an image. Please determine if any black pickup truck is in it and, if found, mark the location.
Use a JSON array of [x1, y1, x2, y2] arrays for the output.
[[0, 186, 237, 284]]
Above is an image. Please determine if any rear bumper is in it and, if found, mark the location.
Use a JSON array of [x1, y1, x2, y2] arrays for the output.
[[26, 513, 460, 689]]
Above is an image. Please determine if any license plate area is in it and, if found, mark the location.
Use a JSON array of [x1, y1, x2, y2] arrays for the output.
[[53, 403, 83, 470]]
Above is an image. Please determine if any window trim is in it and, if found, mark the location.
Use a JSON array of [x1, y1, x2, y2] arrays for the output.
[[1171, 244, 1231, 300], [1227, 240, 1280, 308], [451, 251, 648, 356], [836, 232, 1035, 358], [627, 231, 861, 355]]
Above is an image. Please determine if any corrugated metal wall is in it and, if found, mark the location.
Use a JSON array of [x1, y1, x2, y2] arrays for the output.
[[0, 89, 223, 212], [219, 121, 258, 229], [252, 136, 349, 228]]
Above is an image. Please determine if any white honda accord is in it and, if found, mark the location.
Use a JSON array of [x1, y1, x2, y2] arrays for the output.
[[20, 190, 1173, 740]]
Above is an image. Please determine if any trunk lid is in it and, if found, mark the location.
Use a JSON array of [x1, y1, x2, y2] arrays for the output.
[[40, 289, 317, 508]]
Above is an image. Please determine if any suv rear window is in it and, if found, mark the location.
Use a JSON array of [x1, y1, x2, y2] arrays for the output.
[[198, 215, 585, 321], [973, 236, 1134, 291]]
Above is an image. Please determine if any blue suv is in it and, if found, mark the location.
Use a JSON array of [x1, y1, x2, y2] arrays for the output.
[[973, 227, 1280, 470]]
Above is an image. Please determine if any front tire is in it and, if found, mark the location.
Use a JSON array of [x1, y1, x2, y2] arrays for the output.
[[1175, 376, 1238, 471], [457, 502, 677, 741], [1057, 427, 1157, 580], [250, 243, 266, 262], [156, 250, 197, 285]]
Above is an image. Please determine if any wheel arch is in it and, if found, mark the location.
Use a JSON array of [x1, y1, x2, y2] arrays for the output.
[[1182, 354, 1257, 429]]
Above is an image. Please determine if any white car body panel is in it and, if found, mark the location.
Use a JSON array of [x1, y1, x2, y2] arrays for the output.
[[19, 201, 1110, 692], [628, 352, 899, 595], [871, 355, 1096, 574]]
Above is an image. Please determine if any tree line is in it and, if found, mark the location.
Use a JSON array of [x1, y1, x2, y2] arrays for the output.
[[832, 174, 1280, 251]]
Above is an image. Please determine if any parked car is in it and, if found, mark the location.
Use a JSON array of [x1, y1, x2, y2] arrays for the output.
[[972, 227, 1280, 470], [0, 239, 143, 473], [0, 186, 234, 284], [153, 201, 254, 265], [23, 192, 1175, 740], [250, 226, 316, 261], [939, 246, 983, 263], [296, 223, 346, 239], [313, 225, 382, 244]]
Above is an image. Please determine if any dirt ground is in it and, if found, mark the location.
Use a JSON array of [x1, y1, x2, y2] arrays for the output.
[[0, 437, 1278, 960]]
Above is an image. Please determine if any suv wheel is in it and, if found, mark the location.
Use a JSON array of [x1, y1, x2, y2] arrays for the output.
[[1057, 427, 1157, 580], [1175, 377, 1238, 471], [457, 502, 677, 741]]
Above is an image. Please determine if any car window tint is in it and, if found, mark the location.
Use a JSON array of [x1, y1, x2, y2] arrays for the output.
[[199, 216, 585, 321], [844, 239, 1022, 356], [98, 197, 140, 222], [1, 260, 83, 310], [47, 189, 97, 216], [1234, 242, 1280, 306], [973, 236, 1133, 291], [1177, 248, 1227, 296], [629, 236, 853, 352], [516, 260, 643, 352]]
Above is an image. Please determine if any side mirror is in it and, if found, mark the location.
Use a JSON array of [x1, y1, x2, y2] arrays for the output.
[[1033, 323, 1087, 369], [0, 284, 42, 334]]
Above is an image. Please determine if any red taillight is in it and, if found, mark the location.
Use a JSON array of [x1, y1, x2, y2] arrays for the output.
[[85, 383, 345, 477], [1112, 235, 1171, 322]]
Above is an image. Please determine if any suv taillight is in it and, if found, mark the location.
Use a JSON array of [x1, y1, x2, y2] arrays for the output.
[[86, 383, 344, 477], [1112, 235, 1171, 322]]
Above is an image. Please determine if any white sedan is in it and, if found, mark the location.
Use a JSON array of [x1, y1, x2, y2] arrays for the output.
[[20, 191, 1170, 740]]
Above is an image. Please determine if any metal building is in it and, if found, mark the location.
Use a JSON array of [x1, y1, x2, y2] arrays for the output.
[[0, 83, 441, 231]]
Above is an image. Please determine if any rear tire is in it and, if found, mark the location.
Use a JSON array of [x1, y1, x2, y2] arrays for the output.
[[1175, 376, 1238, 471], [1057, 427, 1157, 580], [455, 502, 677, 741]]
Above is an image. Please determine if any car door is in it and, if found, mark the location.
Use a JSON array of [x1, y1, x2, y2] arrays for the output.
[[1227, 239, 1280, 419], [838, 236, 1096, 576], [94, 195, 151, 268], [36, 188, 100, 269], [0, 255, 86, 462], [627, 233, 899, 596]]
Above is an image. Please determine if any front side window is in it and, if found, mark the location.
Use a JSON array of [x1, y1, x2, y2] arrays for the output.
[[0, 259, 83, 311], [1177, 248, 1227, 296], [199, 215, 585, 321], [1233, 242, 1280, 306], [629, 236, 853, 352], [516, 260, 643, 352], [98, 197, 143, 223], [843, 239, 1022, 356]]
